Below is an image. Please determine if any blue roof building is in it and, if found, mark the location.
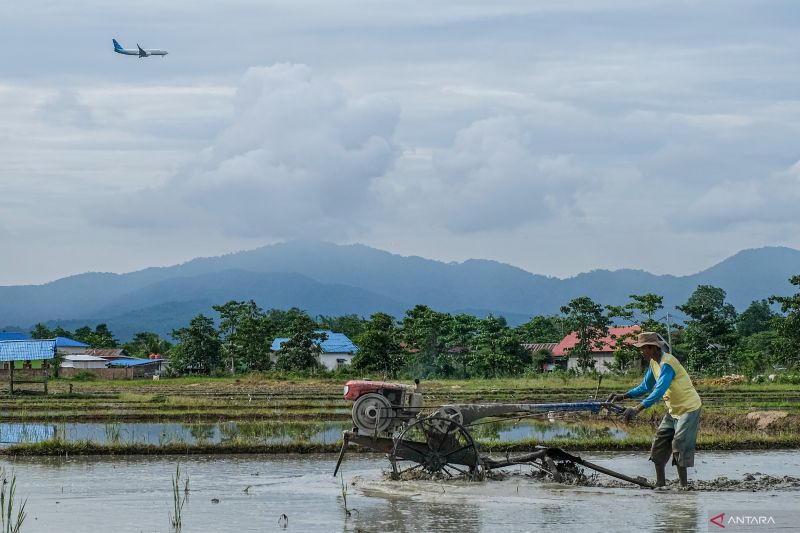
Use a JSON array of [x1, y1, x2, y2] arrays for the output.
[[107, 358, 163, 367], [0, 332, 30, 341], [0, 339, 56, 394], [271, 330, 358, 370], [54, 337, 90, 348], [0, 340, 56, 362]]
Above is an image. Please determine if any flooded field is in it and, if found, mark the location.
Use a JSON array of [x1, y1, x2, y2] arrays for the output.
[[1, 450, 798, 532], [0, 419, 628, 446]]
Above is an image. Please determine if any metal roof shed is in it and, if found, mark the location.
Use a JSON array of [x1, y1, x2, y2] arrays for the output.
[[0, 339, 55, 394]]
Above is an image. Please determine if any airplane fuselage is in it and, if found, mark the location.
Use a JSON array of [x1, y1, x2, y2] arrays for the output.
[[115, 48, 168, 56]]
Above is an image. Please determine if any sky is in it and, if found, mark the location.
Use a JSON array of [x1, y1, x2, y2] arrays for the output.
[[2, 0, 800, 285]]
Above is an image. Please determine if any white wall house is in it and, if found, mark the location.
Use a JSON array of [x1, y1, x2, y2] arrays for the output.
[[61, 354, 108, 369], [271, 330, 358, 371]]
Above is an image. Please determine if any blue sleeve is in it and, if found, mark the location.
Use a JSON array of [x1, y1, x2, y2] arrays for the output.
[[640, 364, 675, 408], [625, 368, 655, 398]]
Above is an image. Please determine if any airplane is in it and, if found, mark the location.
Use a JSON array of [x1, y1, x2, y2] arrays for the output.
[[112, 38, 167, 58]]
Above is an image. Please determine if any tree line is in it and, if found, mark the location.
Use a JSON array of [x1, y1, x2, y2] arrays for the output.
[[27, 275, 800, 378]]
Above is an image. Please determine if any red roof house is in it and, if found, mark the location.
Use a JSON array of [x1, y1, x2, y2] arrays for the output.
[[553, 325, 641, 357], [552, 325, 643, 373]]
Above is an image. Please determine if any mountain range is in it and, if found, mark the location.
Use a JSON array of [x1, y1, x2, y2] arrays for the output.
[[1, 241, 798, 341]]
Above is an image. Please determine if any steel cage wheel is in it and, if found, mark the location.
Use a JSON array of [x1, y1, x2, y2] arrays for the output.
[[390, 415, 482, 480]]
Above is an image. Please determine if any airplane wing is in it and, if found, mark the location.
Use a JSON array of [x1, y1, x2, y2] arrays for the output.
[[137, 44, 149, 57]]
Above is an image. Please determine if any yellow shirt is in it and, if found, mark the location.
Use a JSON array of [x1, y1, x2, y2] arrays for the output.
[[650, 353, 702, 417]]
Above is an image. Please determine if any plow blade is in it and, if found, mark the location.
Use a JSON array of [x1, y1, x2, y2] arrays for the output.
[[547, 447, 654, 488]]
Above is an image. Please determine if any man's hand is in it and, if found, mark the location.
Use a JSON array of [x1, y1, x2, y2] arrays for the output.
[[605, 392, 626, 403], [622, 406, 640, 421]]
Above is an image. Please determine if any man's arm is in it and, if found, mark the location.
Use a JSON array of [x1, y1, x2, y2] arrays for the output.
[[638, 364, 675, 410], [623, 367, 655, 399]]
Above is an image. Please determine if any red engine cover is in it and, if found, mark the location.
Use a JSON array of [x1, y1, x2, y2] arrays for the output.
[[343, 380, 405, 401]]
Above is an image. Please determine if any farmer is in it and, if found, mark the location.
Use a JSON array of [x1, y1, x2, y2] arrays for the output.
[[607, 331, 702, 487]]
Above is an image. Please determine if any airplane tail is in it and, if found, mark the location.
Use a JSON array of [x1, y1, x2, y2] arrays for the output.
[[112, 39, 123, 51]]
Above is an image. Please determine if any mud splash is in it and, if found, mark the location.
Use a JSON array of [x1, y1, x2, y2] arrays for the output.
[[381, 467, 800, 491], [519, 469, 800, 491]]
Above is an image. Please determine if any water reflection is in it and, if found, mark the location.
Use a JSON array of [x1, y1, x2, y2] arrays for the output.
[[0, 419, 628, 447], [468, 419, 628, 442], [352, 490, 482, 533], [0, 421, 345, 446], [652, 499, 700, 532]]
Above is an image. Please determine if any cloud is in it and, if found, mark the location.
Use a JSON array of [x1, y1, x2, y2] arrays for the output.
[[37, 89, 95, 129], [679, 162, 800, 231], [426, 116, 588, 232], [97, 64, 400, 238]]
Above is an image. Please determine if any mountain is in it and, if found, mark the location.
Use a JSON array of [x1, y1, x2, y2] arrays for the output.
[[1, 241, 798, 340]]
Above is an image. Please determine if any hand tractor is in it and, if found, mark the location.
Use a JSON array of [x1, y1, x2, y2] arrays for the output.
[[333, 379, 653, 488]]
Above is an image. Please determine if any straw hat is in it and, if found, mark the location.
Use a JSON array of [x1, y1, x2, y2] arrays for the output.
[[633, 331, 666, 348]]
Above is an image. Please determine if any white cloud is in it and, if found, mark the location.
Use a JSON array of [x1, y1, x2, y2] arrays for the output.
[[421, 116, 589, 232], [96, 64, 400, 238]]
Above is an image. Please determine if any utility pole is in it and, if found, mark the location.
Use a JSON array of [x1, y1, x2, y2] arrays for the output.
[[665, 313, 673, 352]]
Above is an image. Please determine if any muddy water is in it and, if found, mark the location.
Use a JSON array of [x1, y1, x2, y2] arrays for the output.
[[2, 450, 798, 532], [0, 420, 628, 446]]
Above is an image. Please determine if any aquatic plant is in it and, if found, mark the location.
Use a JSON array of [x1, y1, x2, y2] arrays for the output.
[[0, 469, 27, 533], [104, 423, 122, 444], [170, 464, 188, 531]]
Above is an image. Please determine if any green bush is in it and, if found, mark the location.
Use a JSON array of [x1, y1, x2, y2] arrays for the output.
[[71, 371, 97, 381]]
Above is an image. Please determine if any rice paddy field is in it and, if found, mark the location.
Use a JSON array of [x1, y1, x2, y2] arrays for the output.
[[1, 375, 798, 455]]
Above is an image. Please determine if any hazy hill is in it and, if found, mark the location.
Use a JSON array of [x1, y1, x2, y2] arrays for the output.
[[1, 241, 798, 340]]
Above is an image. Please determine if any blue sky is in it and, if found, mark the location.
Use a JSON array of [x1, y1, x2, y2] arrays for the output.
[[2, 1, 800, 284]]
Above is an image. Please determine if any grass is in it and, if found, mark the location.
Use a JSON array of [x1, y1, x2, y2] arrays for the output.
[[170, 464, 188, 531], [0, 469, 27, 533]]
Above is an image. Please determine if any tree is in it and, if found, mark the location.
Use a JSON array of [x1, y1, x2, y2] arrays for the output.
[[605, 304, 635, 325], [72, 324, 118, 348], [531, 348, 553, 373], [446, 314, 482, 377], [731, 330, 779, 376], [769, 275, 800, 369], [352, 313, 404, 376], [611, 330, 640, 372], [627, 293, 664, 329], [214, 300, 273, 372], [170, 314, 223, 375], [268, 307, 318, 337], [468, 315, 528, 377], [124, 332, 172, 359], [560, 297, 611, 373], [677, 285, 738, 373], [274, 329, 326, 372], [317, 314, 367, 340], [401, 305, 453, 377], [736, 300, 777, 338], [30, 323, 54, 339], [515, 315, 563, 343]]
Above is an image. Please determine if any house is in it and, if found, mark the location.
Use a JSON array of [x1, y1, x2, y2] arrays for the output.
[[83, 348, 133, 362], [553, 325, 642, 373], [106, 357, 164, 378], [271, 330, 358, 370], [61, 354, 109, 369], [54, 337, 91, 355], [522, 342, 561, 372]]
